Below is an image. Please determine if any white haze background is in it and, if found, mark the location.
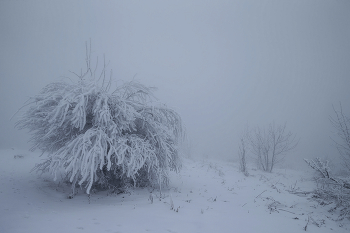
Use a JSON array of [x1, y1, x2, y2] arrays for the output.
[[1, 0, 350, 169]]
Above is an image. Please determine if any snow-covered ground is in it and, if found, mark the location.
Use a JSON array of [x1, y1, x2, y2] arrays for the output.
[[0, 148, 348, 233]]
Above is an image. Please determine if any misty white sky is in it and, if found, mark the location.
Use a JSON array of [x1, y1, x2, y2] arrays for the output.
[[1, 0, 350, 168]]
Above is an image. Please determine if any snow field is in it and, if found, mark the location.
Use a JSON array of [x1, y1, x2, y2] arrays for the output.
[[0, 149, 348, 233]]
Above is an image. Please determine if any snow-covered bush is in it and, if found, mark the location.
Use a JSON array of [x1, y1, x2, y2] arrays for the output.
[[16, 46, 184, 194], [303, 104, 350, 220], [305, 158, 350, 220]]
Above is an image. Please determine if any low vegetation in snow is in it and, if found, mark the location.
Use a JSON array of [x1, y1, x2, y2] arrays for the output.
[[0, 148, 349, 233]]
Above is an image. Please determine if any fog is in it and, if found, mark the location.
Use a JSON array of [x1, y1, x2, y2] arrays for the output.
[[1, 0, 350, 169]]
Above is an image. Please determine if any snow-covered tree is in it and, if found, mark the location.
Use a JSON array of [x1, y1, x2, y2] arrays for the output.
[[238, 137, 249, 176], [16, 44, 184, 194]]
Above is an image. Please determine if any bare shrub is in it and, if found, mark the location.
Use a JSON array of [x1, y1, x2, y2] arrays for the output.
[[247, 122, 298, 172], [330, 103, 350, 171]]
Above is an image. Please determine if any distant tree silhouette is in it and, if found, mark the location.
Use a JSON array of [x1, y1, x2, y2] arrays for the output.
[[330, 103, 350, 171], [247, 123, 297, 172]]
